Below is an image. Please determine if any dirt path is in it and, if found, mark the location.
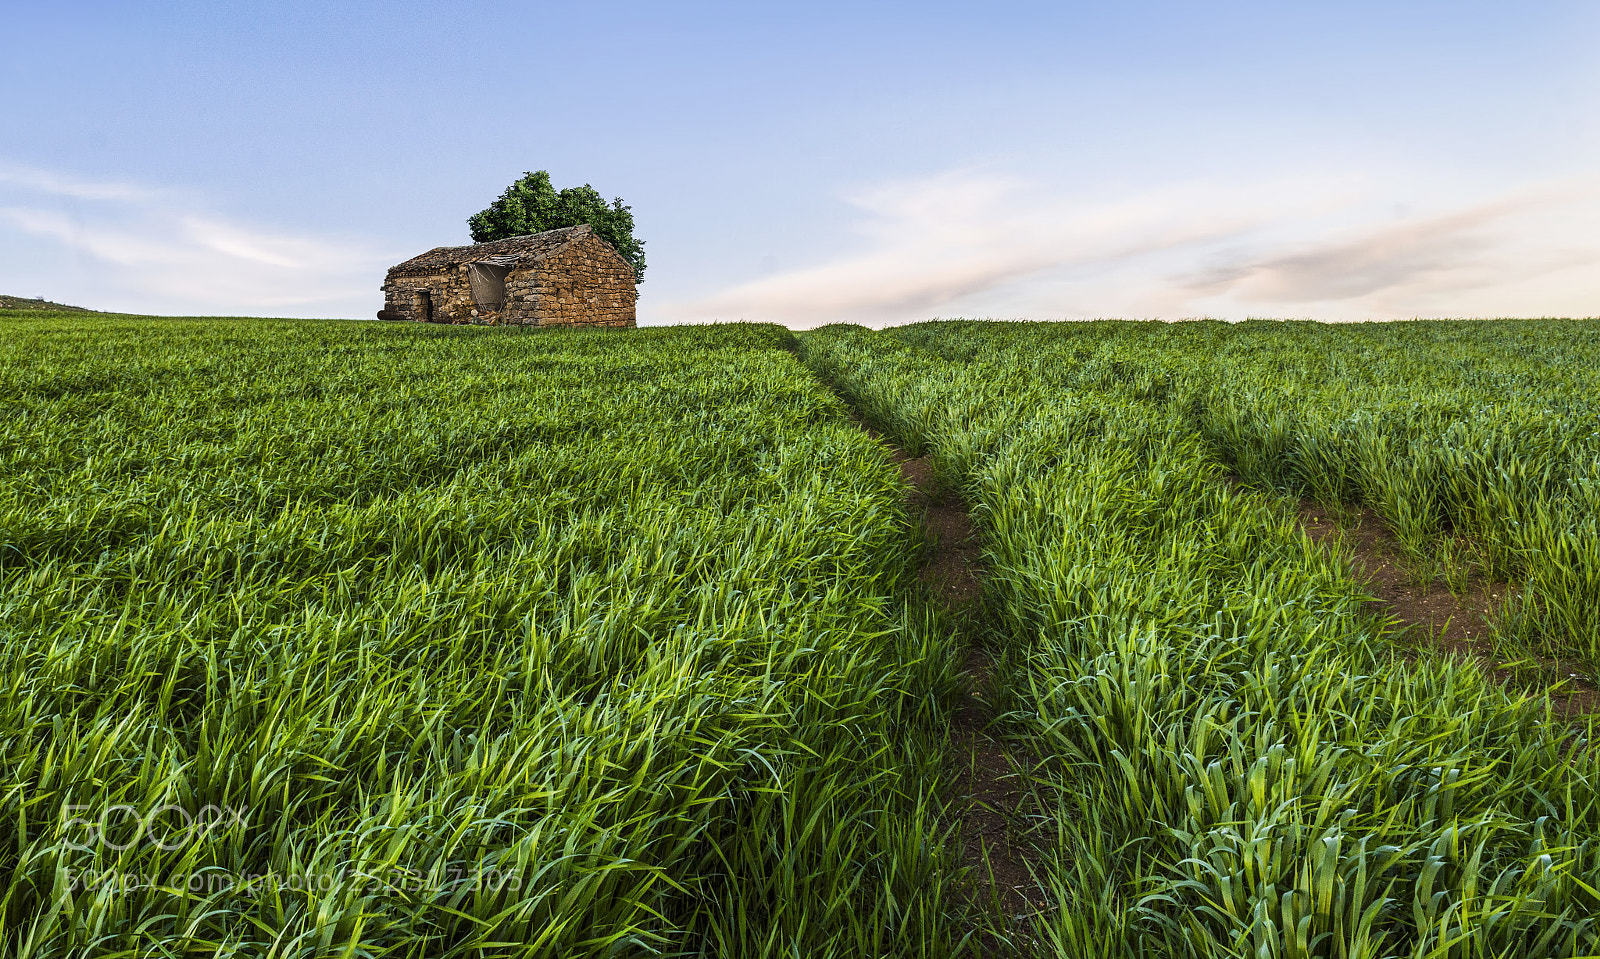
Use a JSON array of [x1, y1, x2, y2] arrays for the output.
[[859, 427, 1047, 954], [1297, 499, 1599, 717]]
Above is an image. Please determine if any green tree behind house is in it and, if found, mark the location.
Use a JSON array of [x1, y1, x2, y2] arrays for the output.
[[468, 171, 646, 283]]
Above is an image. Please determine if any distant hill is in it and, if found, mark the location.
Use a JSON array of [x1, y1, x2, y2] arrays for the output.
[[0, 295, 96, 312]]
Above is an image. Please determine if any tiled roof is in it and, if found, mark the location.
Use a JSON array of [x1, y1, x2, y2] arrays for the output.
[[385, 225, 592, 278]]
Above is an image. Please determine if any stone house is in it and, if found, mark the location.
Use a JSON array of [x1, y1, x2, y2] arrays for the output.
[[377, 225, 636, 328]]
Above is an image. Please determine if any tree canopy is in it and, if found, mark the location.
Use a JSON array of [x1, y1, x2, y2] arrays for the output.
[[467, 171, 645, 283]]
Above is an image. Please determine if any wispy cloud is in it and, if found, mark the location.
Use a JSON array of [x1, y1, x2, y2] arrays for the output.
[[9, 160, 1597, 324], [668, 169, 1600, 325], [1177, 183, 1600, 317], [0, 164, 160, 203], [0, 162, 393, 315], [1181, 212, 1498, 302]]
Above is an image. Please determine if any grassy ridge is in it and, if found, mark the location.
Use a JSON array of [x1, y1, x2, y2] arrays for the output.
[[0, 299, 95, 313], [799, 322, 1600, 958], [0, 316, 963, 956]]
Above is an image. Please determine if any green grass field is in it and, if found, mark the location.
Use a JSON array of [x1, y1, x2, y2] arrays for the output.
[[3, 311, 1598, 957], [802, 320, 1600, 958], [0, 313, 963, 956]]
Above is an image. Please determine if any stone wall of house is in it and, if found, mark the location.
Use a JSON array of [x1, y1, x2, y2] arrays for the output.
[[376, 267, 515, 324], [378, 274, 461, 323], [525, 233, 638, 328], [378, 230, 636, 329]]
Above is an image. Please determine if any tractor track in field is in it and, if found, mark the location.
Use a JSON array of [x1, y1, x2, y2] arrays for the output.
[[853, 420, 1049, 956], [1295, 499, 1600, 719]]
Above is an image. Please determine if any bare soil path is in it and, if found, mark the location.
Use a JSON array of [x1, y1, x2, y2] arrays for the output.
[[854, 423, 1047, 955], [1296, 499, 1599, 717]]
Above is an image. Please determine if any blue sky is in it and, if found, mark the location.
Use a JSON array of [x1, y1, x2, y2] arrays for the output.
[[3, 1, 1596, 324]]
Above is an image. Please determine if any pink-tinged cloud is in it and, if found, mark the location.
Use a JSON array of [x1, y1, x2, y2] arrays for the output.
[[1179, 184, 1600, 310], [667, 170, 1600, 326]]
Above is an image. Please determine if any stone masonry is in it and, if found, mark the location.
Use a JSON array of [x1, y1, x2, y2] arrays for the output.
[[377, 225, 636, 328]]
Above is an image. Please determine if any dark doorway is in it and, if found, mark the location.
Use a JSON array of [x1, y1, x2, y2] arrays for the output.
[[415, 290, 433, 322]]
